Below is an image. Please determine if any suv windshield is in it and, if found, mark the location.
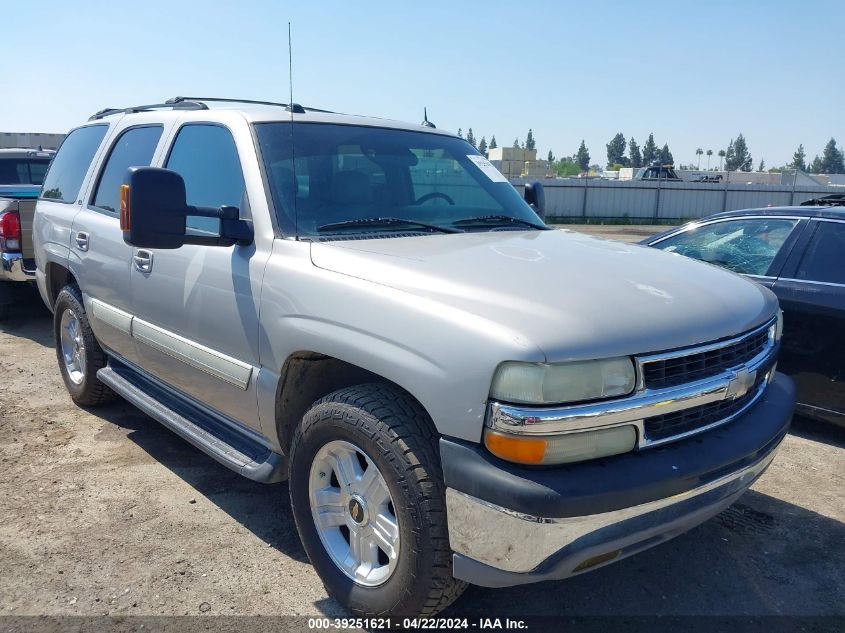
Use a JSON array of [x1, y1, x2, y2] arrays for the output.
[[255, 122, 545, 238]]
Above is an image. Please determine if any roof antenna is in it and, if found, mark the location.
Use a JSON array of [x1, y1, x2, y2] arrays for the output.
[[421, 107, 436, 128], [286, 22, 301, 239], [286, 23, 305, 114]]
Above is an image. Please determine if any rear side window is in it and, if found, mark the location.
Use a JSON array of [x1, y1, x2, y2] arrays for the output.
[[92, 126, 163, 213], [165, 125, 245, 233], [794, 221, 845, 285], [41, 125, 108, 203]]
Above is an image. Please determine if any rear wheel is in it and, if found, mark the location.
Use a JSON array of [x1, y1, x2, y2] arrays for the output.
[[289, 383, 466, 617], [53, 285, 115, 406]]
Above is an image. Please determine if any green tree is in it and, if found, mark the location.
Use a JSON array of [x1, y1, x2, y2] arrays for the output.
[[478, 136, 488, 158], [576, 140, 590, 171], [466, 128, 476, 148], [628, 137, 642, 168], [725, 134, 752, 171], [552, 157, 580, 177], [512, 138, 520, 149], [718, 149, 726, 170], [525, 129, 536, 151], [658, 144, 673, 165], [695, 147, 704, 169], [489, 135, 497, 150], [809, 155, 823, 173], [606, 132, 627, 168], [706, 149, 713, 169], [790, 144, 806, 171], [642, 133, 658, 164], [820, 138, 845, 173], [758, 158, 765, 172], [456, 128, 463, 138], [547, 149, 555, 164]]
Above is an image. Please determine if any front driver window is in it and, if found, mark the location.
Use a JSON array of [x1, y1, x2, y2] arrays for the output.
[[165, 124, 245, 234], [654, 218, 800, 276]]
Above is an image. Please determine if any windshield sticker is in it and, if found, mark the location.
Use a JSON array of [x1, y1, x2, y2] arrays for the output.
[[467, 155, 509, 183]]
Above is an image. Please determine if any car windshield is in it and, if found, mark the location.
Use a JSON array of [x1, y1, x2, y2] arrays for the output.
[[254, 122, 545, 238], [654, 218, 800, 276]]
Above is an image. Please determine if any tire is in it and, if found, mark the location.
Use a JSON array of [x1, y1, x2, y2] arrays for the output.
[[53, 285, 116, 406], [0, 303, 9, 321], [289, 383, 467, 617]]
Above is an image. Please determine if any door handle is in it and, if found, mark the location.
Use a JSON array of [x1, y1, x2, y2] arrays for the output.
[[133, 250, 154, 273], [74, 232, 90, 251]]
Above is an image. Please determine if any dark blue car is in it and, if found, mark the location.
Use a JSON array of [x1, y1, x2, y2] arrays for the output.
[[643, 201, 845, 427]]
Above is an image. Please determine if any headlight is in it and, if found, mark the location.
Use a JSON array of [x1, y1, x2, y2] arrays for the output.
[[484, 425, 637, 465], [490, 357, 636, 405]]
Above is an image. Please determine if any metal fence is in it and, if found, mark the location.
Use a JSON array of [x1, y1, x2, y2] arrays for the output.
[[510, 177, 842, 220]]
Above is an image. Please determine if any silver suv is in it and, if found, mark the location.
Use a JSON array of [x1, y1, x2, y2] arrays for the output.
[[34, 97, 794, 617]]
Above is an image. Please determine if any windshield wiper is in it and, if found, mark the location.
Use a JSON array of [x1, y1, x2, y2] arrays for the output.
[[317, 217, 462, 234], [452, 215, 548, 230]]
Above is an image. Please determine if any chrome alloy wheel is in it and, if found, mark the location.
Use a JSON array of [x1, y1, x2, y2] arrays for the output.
[[59, 308, 86, 385], [308, 440, 400, 587]]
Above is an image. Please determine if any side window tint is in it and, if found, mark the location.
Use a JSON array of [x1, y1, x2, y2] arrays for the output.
[[92, 126, 163, 213], [41, 125, 108, 203], [795, 222, 845, 285], [165, 125, 245, 233], [654, 218, 800, 276]]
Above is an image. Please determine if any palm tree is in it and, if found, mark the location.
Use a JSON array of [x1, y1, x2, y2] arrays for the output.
[[706, 149, 713, 169], [695, 148, 704, 169], [718, 149, 726, 170]]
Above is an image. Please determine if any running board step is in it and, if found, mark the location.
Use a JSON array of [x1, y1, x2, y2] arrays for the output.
[[97, 364, 286, 483]]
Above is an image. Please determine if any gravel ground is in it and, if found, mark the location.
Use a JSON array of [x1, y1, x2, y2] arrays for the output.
[[1, 250, 843, 620]]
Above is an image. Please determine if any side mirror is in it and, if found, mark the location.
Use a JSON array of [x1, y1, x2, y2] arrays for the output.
[[121, 167, 253, 249], [524, 181, 546, 221]]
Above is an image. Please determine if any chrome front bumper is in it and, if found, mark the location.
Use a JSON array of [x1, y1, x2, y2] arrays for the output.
[[443, 373, 795, 588], [0, 252, 35, 283], [447, 446, 777, 587]]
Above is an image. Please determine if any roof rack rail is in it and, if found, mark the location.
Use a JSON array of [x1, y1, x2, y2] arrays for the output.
[[800, 193, 845, 207], [88, 100, 208, 121], [166, 96, 335, 114]]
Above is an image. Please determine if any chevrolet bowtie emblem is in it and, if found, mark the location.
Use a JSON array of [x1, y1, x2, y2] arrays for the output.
[[726, 367, 756, 400]]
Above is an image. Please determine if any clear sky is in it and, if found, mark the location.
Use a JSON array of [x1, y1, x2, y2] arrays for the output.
[[5, 0, 842, 168]]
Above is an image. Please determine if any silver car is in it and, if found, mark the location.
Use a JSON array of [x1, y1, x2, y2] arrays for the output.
[[34, 97, 794, 617]]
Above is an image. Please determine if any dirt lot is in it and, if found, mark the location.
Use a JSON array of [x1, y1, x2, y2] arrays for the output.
[[1, 260, 843, 619], [551, 224, 669, 244]]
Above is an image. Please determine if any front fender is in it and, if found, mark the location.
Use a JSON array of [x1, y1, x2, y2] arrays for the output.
[[257, 240, 545, 443]]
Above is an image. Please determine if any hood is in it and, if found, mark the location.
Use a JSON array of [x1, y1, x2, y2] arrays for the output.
[[310, 229, 778, 361]]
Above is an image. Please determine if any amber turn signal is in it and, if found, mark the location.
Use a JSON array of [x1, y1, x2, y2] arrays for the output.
[[483, 428, 546, 465], [119, 184, 131, 231]]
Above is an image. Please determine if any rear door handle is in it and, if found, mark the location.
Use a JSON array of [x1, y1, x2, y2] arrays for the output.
[[133, 249, 154, 273], [74, 232, 90, 251]]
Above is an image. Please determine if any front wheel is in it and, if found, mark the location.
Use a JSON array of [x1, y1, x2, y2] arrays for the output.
[[289, 383, 466, 617]]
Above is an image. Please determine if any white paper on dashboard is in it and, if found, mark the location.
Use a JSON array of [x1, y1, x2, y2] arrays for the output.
[[466, 155, 509, 183]]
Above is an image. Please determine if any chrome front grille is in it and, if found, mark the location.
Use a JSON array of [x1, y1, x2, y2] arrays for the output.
[[636, 319, 777, 445], [644, 372, 768, 441], [641, 328, 770, 390]]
